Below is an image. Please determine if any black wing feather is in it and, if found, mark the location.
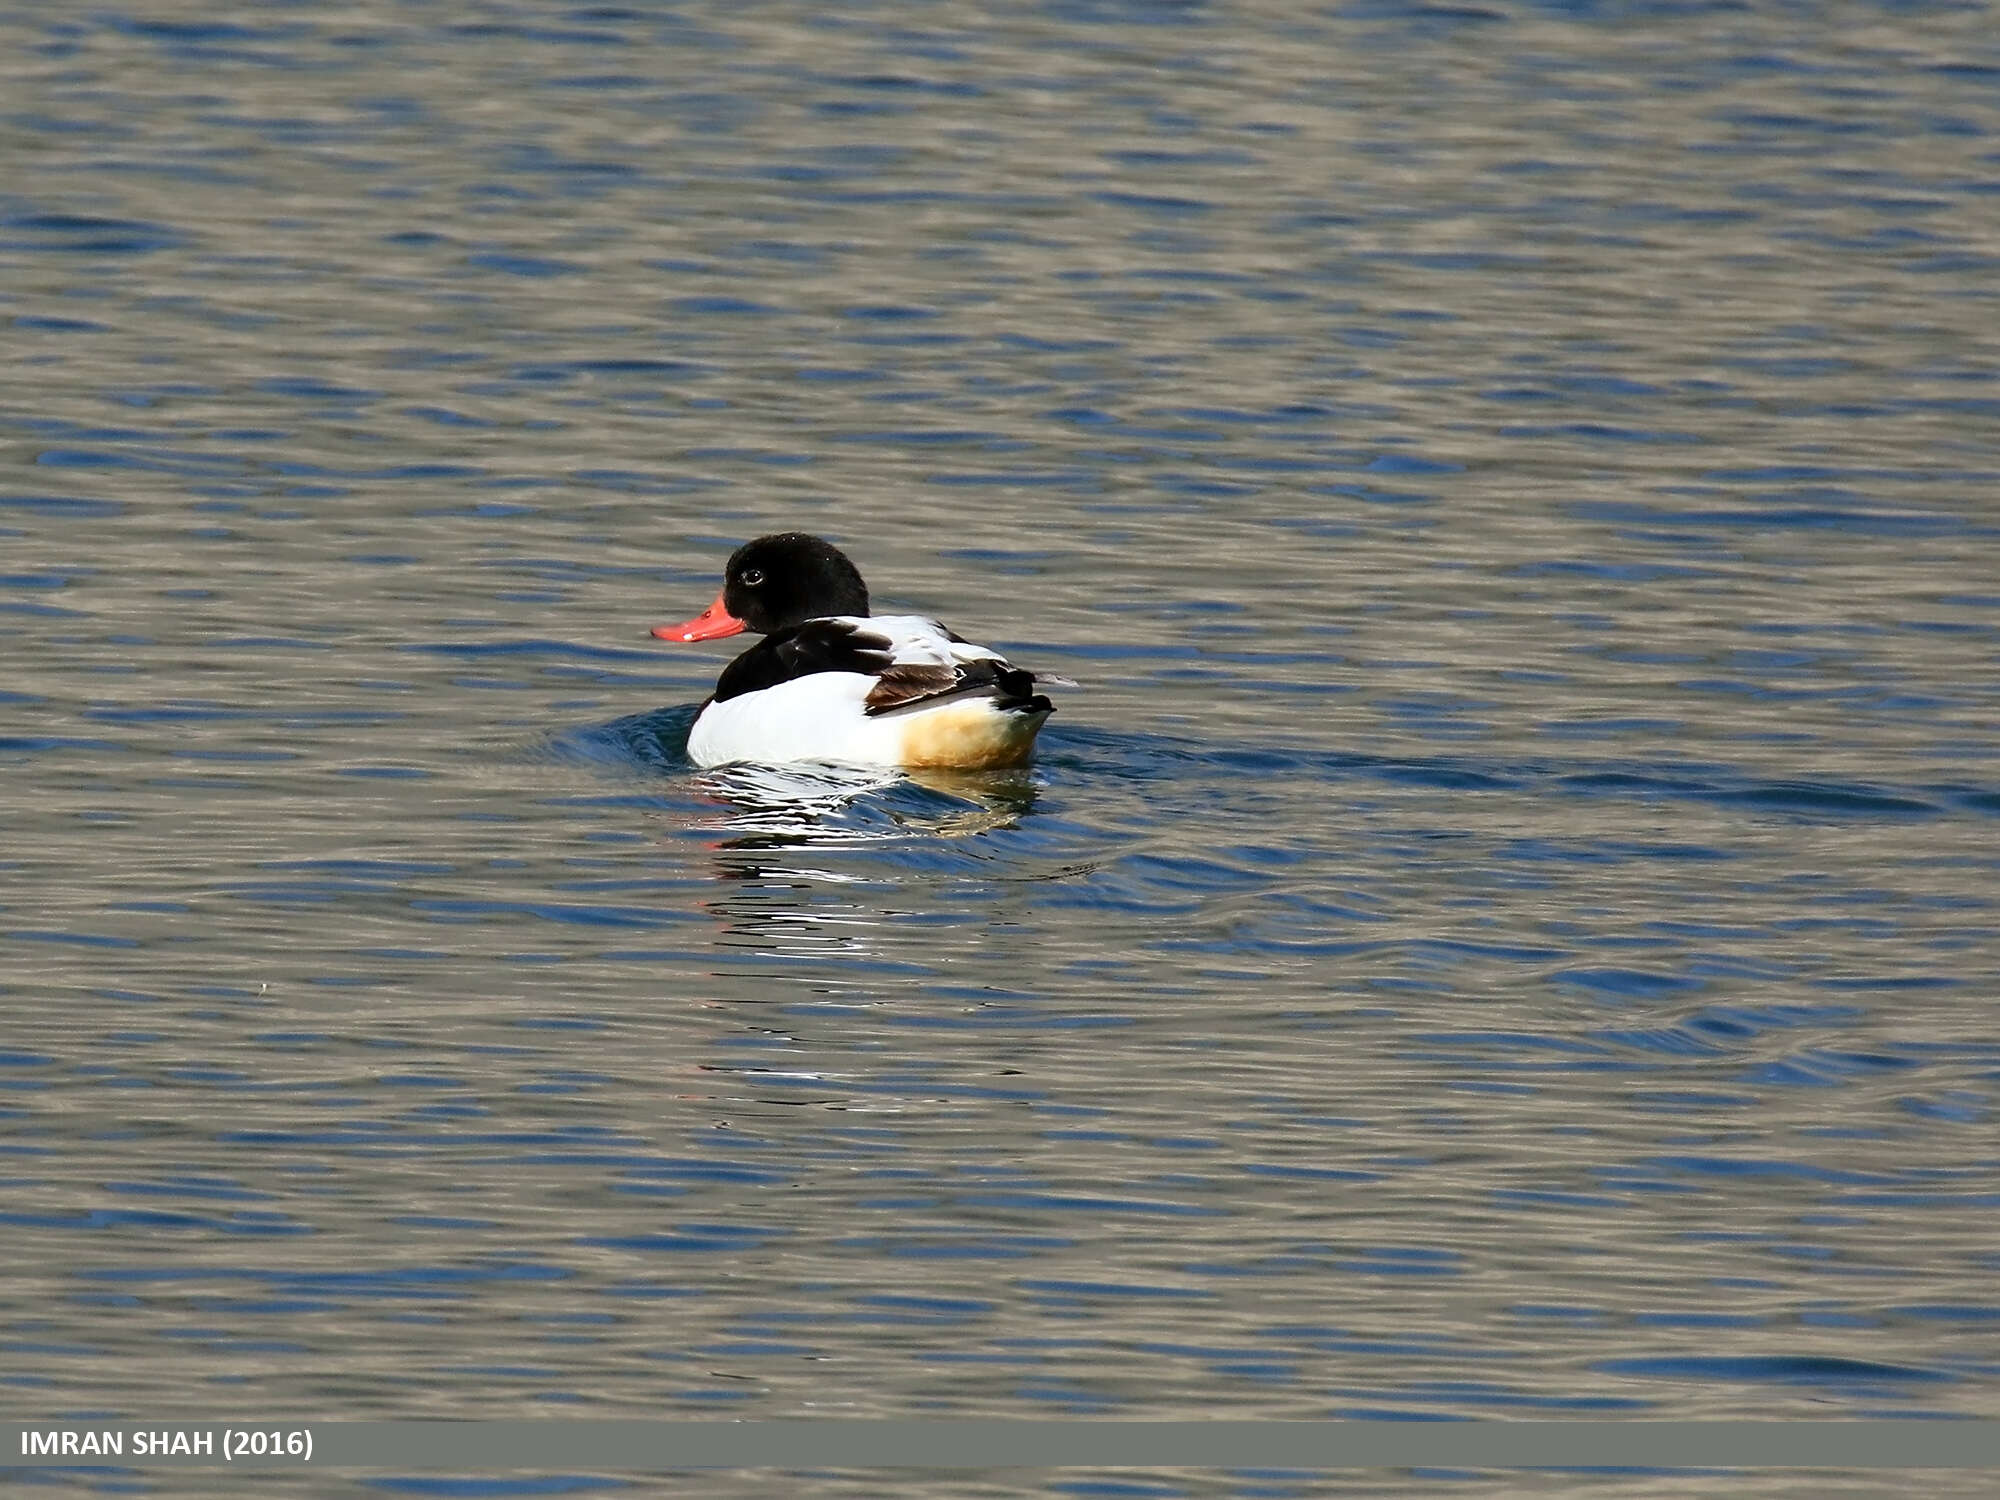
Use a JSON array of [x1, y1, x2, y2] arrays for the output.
[[863, 658, 1051, 718], [713, 619, 1054, 720], [863, 664, 963, 713]]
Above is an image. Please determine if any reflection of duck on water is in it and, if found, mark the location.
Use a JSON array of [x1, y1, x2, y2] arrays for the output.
[[691, 760, 1038, 850], [652, 533, 1061, 771], [689, 763, 1039, 965]]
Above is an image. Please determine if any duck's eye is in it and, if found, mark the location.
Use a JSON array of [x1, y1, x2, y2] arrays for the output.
[[740, 568, 765, 587]]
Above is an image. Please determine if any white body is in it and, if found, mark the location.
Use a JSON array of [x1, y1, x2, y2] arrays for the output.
[[686, 615, 1049, 770]]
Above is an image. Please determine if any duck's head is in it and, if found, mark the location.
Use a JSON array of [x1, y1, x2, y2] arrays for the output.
[[652, 532, 871, 641]]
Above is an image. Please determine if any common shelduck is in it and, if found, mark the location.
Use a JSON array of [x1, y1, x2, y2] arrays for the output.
[[652, 533, 1055, 770]]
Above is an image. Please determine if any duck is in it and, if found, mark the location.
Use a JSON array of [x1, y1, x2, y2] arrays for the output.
[[652, 533, 1055, 770]]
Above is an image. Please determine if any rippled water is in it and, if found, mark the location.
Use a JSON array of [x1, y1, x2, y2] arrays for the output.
[[6, 1, 2000, 1494]]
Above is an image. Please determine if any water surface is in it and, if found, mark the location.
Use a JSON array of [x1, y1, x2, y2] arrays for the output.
[[4, 1, 2000, 1495]]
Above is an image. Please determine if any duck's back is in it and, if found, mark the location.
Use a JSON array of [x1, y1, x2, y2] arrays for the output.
[[686, 614, 1051, 769]]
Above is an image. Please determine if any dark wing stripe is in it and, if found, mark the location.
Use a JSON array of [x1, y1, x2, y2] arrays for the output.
[[862, 656, 1053, 719], [711, 620, 895, 704], [864, 664, 963, 713]]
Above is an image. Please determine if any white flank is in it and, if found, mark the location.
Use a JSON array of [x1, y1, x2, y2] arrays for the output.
[[684, 615, 1046, 770]]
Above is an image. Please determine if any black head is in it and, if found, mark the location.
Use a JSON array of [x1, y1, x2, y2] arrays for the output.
[[654, 532, 871, 643], [721, 533, 870, 634]]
